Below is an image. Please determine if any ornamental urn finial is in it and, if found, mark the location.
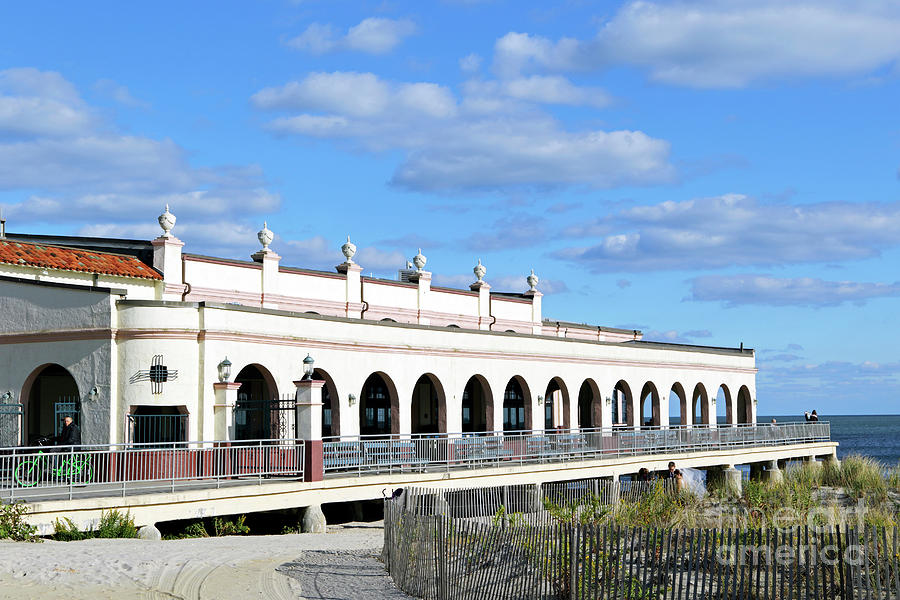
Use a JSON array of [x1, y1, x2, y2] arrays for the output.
[[257, 221, 274, 250], [158, 204, 176, 237], [413, 248, 426, 272], [341, 235, 356, 263], [527, 268, 539, 292], [473, 258, 486, 282]]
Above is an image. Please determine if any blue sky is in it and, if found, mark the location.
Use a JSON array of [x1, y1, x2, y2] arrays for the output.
[[1, 0, 898, 416]]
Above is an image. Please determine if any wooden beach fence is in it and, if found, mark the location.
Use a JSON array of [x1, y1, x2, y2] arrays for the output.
[[384, 483, 900, 599]]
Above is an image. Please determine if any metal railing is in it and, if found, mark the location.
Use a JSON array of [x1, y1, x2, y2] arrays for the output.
[[0, 438, 305, 502], [322, 422, 831, 476]]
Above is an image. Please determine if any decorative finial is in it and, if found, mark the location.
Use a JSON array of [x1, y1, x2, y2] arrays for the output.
[[158, 204, 176, 237], [473, 258, 486, 282], [526, 268, 539, 291], [341, 235, 357, 263], [413, 248, 426, 272], [257, 221, 274, 250]]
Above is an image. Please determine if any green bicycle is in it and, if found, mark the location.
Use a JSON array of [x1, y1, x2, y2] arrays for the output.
[[14, 449, 93, 487]]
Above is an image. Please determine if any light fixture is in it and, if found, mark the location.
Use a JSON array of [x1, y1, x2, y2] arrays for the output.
[[302, 354, 315, 380], [348, 393, 357, 406], [217, 357, 232, 383], [0, 391, 11, 402], [88, 386, 99, 401], [605, 396, 612, 406], [536, 394, 544, 405]]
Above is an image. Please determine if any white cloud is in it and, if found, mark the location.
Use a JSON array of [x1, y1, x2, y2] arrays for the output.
[[459, 53, 483, 73], [254, 71, 672, 192], [283, 236, 406, 274], [493, 1, 900, 88], [556, 194, 900, 272], [465, 75, 611, 108], [287, 17, 417, 55], [0, 67, 280, 255], [688, 274, 900, 307]]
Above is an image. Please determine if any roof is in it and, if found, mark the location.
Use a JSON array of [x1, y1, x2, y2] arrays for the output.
[[0, 239, 162, 280]]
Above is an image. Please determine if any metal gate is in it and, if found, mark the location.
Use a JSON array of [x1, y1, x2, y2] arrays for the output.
[[126, 413, 188, 445], [0, 400, 23, 447], [234, 396, 296, 440], [54, 397, 80, 437]]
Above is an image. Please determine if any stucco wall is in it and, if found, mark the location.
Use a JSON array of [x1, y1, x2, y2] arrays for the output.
[[114, 301, 758, 443], [0, 279, 114, 445]]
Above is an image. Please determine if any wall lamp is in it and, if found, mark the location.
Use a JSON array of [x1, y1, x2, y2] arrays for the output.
[[217, 357, 232, 383], [302, 354, 315, 381], [348, 393, 357, 407], [0, 391, 12, 402], [88, 386, 99, 401]]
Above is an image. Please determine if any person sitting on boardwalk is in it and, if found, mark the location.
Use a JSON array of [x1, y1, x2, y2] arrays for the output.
[[636, 468, 651, 482], [665, 461, 677, 479]]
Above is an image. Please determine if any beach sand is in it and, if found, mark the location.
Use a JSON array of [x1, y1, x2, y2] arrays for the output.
[[0, 521, 412, 600]]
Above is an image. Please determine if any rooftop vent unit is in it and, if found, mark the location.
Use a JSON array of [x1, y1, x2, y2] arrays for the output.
[[398, 261, 416, 282]]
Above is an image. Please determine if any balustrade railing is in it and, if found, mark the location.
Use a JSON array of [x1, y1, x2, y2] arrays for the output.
[[0, 438, 305, 502], [0, 422, 830, 501], [322, 422, 831, 476]]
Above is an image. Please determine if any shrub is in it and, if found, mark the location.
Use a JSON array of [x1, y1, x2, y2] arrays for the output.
[[53, 509, 139, 541], [0, 502, 40, 542], [95, 509, 139, 539], [213, 515, 249, 536], [53, 517, 88, 541]]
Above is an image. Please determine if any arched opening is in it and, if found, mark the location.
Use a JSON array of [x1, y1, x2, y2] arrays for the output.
[[462, 375, 491, 433], [639, 382, 661, 428], [446, 324, 460, 329], [737, 385, 753, 424], [22, 363, 79, 445], [234, 364, 279, 440], [669, 382, 687, 426], [612, 380, 631, 427], [381, 318, 397, 323], [692, 383, 710, 426], [411, 374, 446, 434], [543, 377, 569, 430], [314, 368, 339, 438], [716, 384, 732, 425], [502, 376, 531, 432], [360, 372, 399, 436], [577, 379, 601, 429]]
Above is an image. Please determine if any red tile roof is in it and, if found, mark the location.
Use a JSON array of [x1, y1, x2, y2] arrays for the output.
[[0, 239, 162, 280]]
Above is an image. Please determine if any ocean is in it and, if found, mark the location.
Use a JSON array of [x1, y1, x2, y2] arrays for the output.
[[759, 414, 900, 466]]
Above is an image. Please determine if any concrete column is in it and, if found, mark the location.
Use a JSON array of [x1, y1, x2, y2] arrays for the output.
[[302, 504, 326, 533], [212, 382, 241, 440], [723, 464, 742, 495], [470, 279, 491, 330], [251, 247, 281, 309], [409, 270, 432, 325], [336, 261, 363, 318], [823, 451, 840, 468], [523, 288, 543, 335], [763, 460, 783, 484], [295, 379, 324, 482], [151, 234, 185, 301]]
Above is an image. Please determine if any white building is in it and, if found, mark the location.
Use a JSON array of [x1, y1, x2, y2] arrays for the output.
[[0, 207, 757, 447]]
